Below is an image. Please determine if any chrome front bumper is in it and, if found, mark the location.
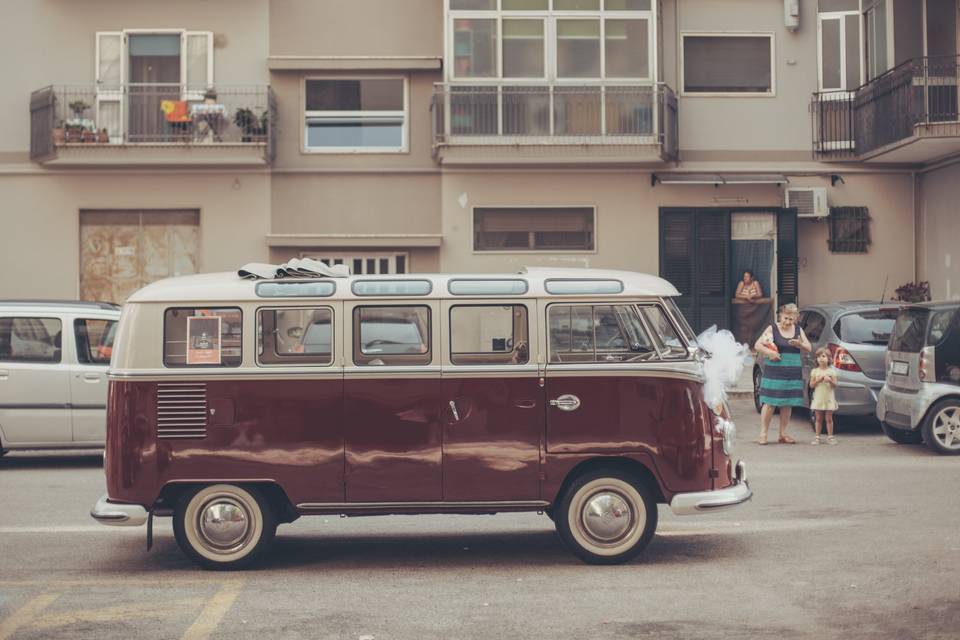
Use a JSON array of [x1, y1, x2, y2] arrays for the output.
[[669, 461, 752, 516], [91, 493, 148, 527]]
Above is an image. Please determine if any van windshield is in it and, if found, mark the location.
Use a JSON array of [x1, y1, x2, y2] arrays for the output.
[[889, 308, 930, 353], [834, 310, 898, 346]]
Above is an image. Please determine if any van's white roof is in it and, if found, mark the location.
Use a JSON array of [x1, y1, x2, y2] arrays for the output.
[[127, 268, 680, 303]]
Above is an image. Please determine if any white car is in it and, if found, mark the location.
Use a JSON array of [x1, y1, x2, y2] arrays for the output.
[[0, 300, 120, 454]]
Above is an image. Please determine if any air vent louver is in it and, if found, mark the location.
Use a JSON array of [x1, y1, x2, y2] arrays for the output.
[[156, 382, 207, 439]]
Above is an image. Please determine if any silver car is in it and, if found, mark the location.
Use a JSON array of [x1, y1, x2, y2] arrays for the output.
[[876, 302, 960, 455], [0, 300, 120, 455], [753, 302, 899, 421]]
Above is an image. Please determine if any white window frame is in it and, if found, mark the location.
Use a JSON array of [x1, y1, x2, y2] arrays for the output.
[[862, 0, 895, 81], [300, 76, 409, 154], [445, 1, 657, 84], [817, 11, 864, 93], [299, 251, 410, 274], [470, 204, 598, 255], [679, 32, 776, 97]]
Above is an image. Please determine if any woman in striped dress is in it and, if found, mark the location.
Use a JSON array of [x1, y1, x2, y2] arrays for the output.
[[754, 304, 811, 444]]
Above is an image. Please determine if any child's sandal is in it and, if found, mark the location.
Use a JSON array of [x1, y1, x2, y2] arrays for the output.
[[827, 435, 838, 445], [811, 436, 821, 445]]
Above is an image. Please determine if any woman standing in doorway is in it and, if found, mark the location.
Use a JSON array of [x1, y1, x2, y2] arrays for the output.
[[754, 303, 811, 444]]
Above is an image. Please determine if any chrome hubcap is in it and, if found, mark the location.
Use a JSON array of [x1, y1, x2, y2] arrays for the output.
[[581, 491, 633, 542], [198, 499, 250, 550], [932, 407, 960, 449]]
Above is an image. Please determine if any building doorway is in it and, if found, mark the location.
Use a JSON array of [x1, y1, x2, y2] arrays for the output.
[[79, 210, 200, 304], [659, 207, 798, 336]]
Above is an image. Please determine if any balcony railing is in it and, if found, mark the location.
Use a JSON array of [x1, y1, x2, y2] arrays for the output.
[[812, 55, 960, 160], [432, 83, 678, 161], [30, 84, 276, 164]]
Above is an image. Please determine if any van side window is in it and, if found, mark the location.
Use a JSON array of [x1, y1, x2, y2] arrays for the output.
[[0, 317, 62, 364], [74, 318, 117, 365], [548, 305, 656, 364], [638, 305, 688, 358], [258, 308, 333, 366], [354, 306, 431, 366], [450, 305, 529, 365], [163, 308, 242, 367]]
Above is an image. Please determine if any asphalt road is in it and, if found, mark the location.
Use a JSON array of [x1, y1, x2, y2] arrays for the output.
[[1, 397, 958, 640]]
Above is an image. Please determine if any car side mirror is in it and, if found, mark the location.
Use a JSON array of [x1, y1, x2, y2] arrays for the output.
[[286, 326, 303, 339]]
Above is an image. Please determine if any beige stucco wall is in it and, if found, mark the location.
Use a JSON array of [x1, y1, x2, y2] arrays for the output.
[[919, 162, 960, 300], [0, 0, 269, 154], [661, 0, 821, 155], [269, 0, 443, 58], [270, 173, 439, 235], [438, 171, 915, 306], [0, 173, 270, 299]]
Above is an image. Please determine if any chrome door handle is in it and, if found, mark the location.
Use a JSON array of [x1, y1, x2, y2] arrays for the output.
[[448, 400, 461, 422], [83, 374, 102, 382], [549, 394, 581, 412]]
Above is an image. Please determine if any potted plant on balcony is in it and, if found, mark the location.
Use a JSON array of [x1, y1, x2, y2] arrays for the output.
[[66, 99, 94, 143], [233, 107, 269, 142]]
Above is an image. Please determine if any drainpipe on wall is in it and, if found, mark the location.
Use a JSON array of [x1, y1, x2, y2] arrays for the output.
[[913, 170, 921, 287]]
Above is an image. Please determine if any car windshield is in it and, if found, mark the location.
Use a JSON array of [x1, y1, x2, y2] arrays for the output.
[[834, 310, 898, 346], [665, 298, 697, 344], [889, 308, 930, 353]]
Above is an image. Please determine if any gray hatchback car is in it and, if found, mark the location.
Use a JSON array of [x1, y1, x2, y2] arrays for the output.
[[753, 302, 900, 420], [876, 301, 960, 455]]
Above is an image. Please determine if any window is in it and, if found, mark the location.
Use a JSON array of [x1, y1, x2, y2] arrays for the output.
[[682, 34, 774, 95], [802, 311, 827, 343], [818, 8, 862, 91], [548, 304, 656, 363], [304, 78, 406, 152], [163, 308, 242, 367], [301, 252, 408, 275], [450, 305, 529, 365], [74, 319, 117, 365], [447, 1, 653, 81], [833, 310, 898, 346], [354, 306, 431, 366], [864, 0, 888, 80], [258, 308, 333, 366], [828, 207, 871, 253], [0, 317, 62, 364], [638, 305, 688, 358], [474, 207, 594, 251]]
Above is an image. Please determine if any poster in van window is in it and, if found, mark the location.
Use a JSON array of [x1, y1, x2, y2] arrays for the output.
[[186, 315, 221, 365]]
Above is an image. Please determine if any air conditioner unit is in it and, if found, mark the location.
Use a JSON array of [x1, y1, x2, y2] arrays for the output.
[[785, 187, 829, 219]]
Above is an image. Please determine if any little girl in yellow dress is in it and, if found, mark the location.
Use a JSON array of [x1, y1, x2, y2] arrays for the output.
[[810, 347, 839, 445]]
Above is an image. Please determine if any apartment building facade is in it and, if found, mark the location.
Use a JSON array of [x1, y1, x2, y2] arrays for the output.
[[1, 0, 958, 333]]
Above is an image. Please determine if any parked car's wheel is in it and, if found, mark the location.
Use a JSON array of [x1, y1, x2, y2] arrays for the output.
[[880, 421, 923, 445], [753, 367, 763, 413], [555, 470, 657, 565], [921, 399, 960, 455], [173, 484, 277, 570]]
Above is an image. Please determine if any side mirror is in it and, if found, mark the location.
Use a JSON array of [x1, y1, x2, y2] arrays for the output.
[[286, 326, 303, 339]]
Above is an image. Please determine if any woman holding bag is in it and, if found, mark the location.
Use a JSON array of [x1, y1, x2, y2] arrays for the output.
[[754, 303, 811, 444]]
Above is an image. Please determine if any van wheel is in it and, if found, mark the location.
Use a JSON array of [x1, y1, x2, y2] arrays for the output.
[[555, 470, 657, 565], [921, 399, 960, 455], [752, 368, 763, 413], [173, 484, 277, 570], [881, 421, 923, 444]]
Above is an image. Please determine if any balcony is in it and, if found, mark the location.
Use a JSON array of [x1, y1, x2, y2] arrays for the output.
[[431, 83, 678, 166], [812, 55, 960, 164], [30, 85, 275, 167]]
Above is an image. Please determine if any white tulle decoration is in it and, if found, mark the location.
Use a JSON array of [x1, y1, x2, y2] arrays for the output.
[[696, 325, 751, 411]]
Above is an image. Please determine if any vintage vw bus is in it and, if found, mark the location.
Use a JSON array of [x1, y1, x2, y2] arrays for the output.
[[91, 267, 750, 569]]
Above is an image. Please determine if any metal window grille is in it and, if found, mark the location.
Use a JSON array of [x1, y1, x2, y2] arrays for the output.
[[828, 206, 871, 253]]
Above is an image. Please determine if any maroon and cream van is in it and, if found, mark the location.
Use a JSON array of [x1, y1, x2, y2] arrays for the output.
[[91, 268, 750, 569]]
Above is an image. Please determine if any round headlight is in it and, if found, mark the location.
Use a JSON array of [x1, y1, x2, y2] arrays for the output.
[[716, 417, 736, 455]]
